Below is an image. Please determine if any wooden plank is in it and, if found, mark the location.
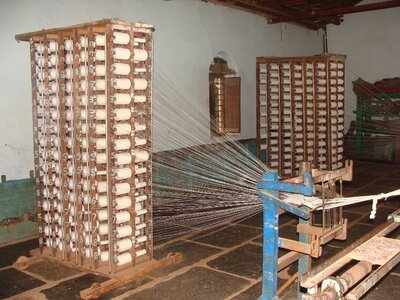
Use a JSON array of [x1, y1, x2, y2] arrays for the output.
[[296, 224, 324, 236], [223, 77, 241, 133], [277, 272, 298, 296], [257, 55, 347, 63], [80, 252, 183, 299], [29, 247, 159, 278], [278, 251, 302, 271], [279, 237, 312, 255], [15, 19, 154, 41], [320, 219, 347, 244], [256, 59, 261, 160], [143, 29, 154, 260]]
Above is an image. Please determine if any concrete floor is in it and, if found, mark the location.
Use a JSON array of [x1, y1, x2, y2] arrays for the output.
[[0, 160, 399, 300]]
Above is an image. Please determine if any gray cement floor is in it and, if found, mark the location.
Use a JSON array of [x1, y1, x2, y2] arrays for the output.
[[0, 160, 399, 299]]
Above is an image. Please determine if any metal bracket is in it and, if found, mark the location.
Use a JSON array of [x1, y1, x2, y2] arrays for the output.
[[258, 171, 314, 196], [259, 191, 310, 220]]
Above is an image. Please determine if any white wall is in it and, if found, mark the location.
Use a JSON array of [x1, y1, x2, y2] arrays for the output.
[[327, 5, 400, 131], [0, 0, 322, 179]]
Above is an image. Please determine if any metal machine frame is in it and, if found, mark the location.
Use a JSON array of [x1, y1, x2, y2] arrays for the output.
[[258, 161, 353, 299]]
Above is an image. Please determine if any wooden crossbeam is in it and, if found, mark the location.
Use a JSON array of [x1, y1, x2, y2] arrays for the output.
[[204, 0, 321, 30], [268, 0, 400, 23]]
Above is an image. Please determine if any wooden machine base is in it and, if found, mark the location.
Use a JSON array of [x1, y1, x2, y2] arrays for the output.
[[15, 248, 182, 299]]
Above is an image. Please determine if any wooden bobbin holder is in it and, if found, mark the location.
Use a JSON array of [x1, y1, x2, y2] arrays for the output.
[[256, 54, 346, 178], [16, 18, 156, 276]]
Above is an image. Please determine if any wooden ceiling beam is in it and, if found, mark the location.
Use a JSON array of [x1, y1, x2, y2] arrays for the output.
[[204, 0, 320, 30], [268, 0, 400, 23], [268, 0, 343, 28], [205, 0, 294, 16]]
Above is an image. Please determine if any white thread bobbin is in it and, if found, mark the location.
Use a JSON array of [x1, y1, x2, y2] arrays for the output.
[[136, 249, 147, 257], [116, 211, 131, 224], [117, 238, 132, 252], [116, 225, 133, 238], [135, 150, 149, 163], [115, 168, 132, 180], [111, 63, 130, 75], [114, 196, 132, 209], [117, 252, 132, 266]]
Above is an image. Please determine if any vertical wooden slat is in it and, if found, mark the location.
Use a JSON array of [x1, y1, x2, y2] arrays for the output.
[[209, 74, 217, 135], [266, 63, 271, 168], [332, 57, 339, 168], [86, 27, 98, 269], [127, 26, 137, 266], [63, 32, 73, 262], [256, 59, 261, 160], [325, 57, 332, 170], [312, 60, 319, 170], [55, 32, 67, 260], [105, 23, 116, 273], [30, 39, 44, 253], [223, 77, 241, 133], [71, 29, 83, 263], [338, 58, 345, 168], [277, 63, 283, 176], [144, 29, 154, 260], [302, 59, 308, 162], [289, 61, 295, 176], [43, 35, 57, 256]]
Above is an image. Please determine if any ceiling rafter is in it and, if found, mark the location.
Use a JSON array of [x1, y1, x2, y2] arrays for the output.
[[202, 0, 400, 29], [268, 0, 400, 24], [203, 0, 321, 29]]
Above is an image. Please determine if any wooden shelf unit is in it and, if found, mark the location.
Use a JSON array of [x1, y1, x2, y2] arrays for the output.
[[16, 19, 154, 274], [256, 54, 346, 178]]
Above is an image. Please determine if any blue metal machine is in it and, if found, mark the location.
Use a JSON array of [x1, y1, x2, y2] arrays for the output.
[[258, 171, 314, 300]]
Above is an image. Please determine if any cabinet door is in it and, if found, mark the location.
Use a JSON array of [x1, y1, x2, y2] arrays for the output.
[[224, 77, 241, 133]]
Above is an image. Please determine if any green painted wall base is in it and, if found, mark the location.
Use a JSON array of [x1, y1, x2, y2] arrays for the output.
[[0, 221, 37, 245], [0, 178, 37, 245]]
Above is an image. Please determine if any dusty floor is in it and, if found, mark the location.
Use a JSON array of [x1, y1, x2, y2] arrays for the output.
[[1, 160, 399, 300]]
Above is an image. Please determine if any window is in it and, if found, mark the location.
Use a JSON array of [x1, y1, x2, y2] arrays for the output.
[[209, 55, 241, 135]]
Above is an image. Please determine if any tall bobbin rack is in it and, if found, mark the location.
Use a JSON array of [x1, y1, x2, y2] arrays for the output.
[[16, 19, 154, 275], [256, 54, 346, 178]]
